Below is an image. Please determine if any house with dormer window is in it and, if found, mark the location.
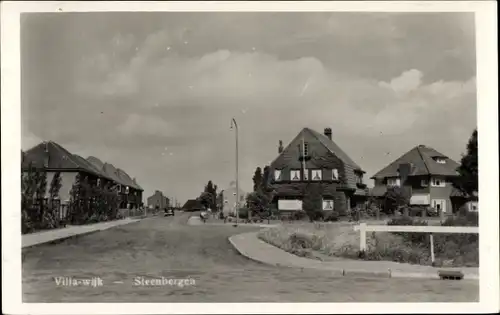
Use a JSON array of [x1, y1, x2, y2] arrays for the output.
[[370, 144, 466, 217], [268, 127, 368, 215]]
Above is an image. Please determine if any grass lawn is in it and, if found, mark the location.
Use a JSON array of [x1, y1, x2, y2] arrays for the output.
[[258, 217, 478, 267]]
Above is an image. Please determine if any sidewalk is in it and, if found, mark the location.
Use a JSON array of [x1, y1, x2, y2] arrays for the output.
[[229, 231, 479, 280], [22, 217, 142, 248]]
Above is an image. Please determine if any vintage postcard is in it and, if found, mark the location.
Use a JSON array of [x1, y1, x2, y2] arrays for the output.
[[1, 1, 498, 314]]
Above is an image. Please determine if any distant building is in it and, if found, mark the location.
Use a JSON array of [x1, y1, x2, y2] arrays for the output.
[[268, 127, 368, 215], [182, 199, 204, 212], [370, 144, 472, 217], [221, 181, 246, 216], [147, 190, 170, 209]]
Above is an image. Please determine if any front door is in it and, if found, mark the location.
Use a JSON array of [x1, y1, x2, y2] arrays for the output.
[[432, 199, 447, 215]]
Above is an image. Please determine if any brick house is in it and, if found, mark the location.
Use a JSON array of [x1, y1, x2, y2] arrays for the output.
[[370, 144, 466, 217], [268, 127, 368, 215], [147, 190, 170, 210], [22, 141, 109, 205], [87, 157, 144, 209], [22, 140, 144, 211]]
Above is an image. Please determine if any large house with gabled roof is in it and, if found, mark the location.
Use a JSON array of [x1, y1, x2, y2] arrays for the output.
[[22, 141, 105, 204], [22, 140, 144, 209], [268, 127, 368, 215], [370, 144, 473, 217]]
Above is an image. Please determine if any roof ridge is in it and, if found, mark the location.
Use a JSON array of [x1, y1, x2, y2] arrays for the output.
[[307, 128, 362, 170], [269, 128, 308, 167], [49, 141, 81, 169], [416, 146, 431, 175]]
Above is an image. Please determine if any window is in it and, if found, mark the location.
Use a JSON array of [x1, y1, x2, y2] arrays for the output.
[[290, 170, 301, 181], [434, 157, 447, 164], [322, 199, 334, 211], [332, 169, 339, 180], [387, 178, 401, 187], [125, 186, 130, 194], [303, 169, 309, 180], [421, 179, 429, 187], [97, 178, 101, 187], [431, 177, 446, 187], [356, 174, 363, 184], [312, 169, 322, 181], [274, 169, 282, 181]]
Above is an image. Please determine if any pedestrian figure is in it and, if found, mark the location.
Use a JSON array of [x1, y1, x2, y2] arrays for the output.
[[200, 210, 208, 223]]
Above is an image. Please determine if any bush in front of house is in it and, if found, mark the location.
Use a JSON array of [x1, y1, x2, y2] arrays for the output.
[[68, 174, 121, 225], [290, 210, 308, 221], [387, 215, 429, 244], [324, 211, 340, 222], [22, 164, 64, 234], [237, 207, 250, 219]]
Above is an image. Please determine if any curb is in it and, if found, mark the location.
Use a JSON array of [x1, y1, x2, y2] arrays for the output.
[[22, 219, 142, 249], [23, 230, 101, 250], [228, 232, 479, 281]]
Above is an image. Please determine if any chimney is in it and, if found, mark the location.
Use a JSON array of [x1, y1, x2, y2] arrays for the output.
[[278, 140, 284, 153], [324, 128, 332, 140], [397, 163, 412, 186], [43, 141, 49, 168]]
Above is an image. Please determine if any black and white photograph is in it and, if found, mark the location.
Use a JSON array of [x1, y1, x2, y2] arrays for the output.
[[2, 1, 498, 313]]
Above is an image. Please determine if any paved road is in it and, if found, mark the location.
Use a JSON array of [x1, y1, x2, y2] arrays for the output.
[[23, 212, 479, 302]]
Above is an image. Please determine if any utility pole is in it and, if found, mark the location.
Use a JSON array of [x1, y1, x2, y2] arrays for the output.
[[231, 118, 239, 226]]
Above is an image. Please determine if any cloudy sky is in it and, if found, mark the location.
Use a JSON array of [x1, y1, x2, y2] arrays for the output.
[[21, 12, 477, 203]]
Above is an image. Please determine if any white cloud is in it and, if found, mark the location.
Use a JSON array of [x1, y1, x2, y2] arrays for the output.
[[25, 18, 477, 202], [378, 69, 423, 94]]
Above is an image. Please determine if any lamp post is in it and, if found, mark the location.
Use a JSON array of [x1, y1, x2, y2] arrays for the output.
[[230, 118, 239, 226]]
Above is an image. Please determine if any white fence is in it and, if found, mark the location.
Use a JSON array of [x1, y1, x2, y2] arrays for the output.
[[354, 223, 479, 263]]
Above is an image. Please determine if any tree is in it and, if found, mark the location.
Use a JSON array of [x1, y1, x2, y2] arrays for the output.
[[69, 173, 83, 224], [246, 190, 270, 216], [198, 191, 214, 209], [21, 163, 38, 234], [199, 180, 218, 210], [454, 129, 478, 196], [34, 170, 47, 223], [261, 166, 271, 193], [49, 172, 62, 202], [252, 167, 263, 192], [34, 170, 47, 200], [384, 186, 410, 214], [302, 182, 325, 222]]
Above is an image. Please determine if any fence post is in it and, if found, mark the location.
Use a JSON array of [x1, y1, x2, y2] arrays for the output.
[[430, 233, 435, 266], [359, 223, 367, 252]]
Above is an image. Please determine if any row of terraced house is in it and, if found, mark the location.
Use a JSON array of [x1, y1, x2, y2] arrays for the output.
[[21, 141, 144, 210], [267, 127, 478, 218]]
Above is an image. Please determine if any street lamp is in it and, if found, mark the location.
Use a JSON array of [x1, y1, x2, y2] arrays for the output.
[[230, 118, 239, 226]]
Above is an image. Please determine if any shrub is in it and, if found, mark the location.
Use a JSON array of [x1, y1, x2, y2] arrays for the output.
[[289, 232, 315, 249], [324, 211, 340, 222], [237, 207, 249, 219], [443, 211, 478, 227], [387, 216, 429, 244], [290, 211, 307, 221]]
